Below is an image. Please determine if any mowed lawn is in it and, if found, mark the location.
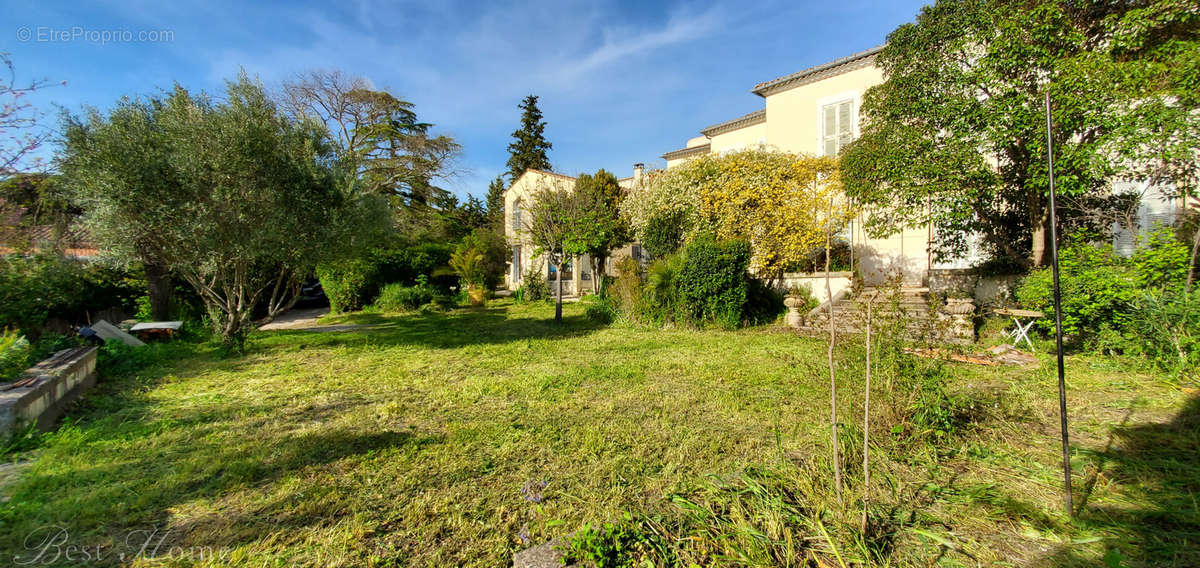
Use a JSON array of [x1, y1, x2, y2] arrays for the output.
[[0, 300, 1195, 566]]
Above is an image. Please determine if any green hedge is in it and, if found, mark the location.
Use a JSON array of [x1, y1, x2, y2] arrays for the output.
[[676, 235, 752, 328], [317, 258, 378, 313], [0, 254, 141, 337]]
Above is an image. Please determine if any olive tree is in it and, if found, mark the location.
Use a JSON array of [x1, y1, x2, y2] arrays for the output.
[[62, 75, 389, 350]]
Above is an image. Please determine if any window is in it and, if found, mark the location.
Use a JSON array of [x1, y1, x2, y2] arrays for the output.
[[511, 245, 521, 282], [821, 99, 855, 156], [511, 200, 522, 232], [548, 261, 573, 280]]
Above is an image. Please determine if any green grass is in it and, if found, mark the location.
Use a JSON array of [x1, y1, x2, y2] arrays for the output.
[[0, 299, 1195, 566]]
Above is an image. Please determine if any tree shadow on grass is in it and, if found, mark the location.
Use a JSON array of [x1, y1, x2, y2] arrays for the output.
[[1041, 395, 1200, 566], [0, 353, 442, 566], [261, 304, 604, 350]]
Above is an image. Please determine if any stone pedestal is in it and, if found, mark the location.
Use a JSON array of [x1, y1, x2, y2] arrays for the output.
[[784, 295, 805, 328], [943, 298, 976, 343]]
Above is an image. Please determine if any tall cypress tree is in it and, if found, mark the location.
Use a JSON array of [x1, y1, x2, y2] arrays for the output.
[[505, 95, 552, 182], [485, 175, 506, 226]]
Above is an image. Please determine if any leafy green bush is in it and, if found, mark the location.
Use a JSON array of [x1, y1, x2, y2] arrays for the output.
[[0, 329, 33, 382], [0, 254, 141, 337], [787, 238, 852, 273], [642, 254, 682, 324], [372, 241, 455, 289], [584, 295, 617, 324], [317, 259, 378, 313], [785, 283, 819, 313], [455, 228, 509, 289], [1017, 229, 1195, 352], [449, 247, 486, 288], [565, 512, 673, 568], [609, 256, 645, 317], [1130, 226, 1191, 292], [1126, 290, 1200, 378], [30, 333, 81, 361], [375, 282, 436, 312], [1016, 240, 1137, 345], [642, 209, 688, 260], [95, 339, 186, 379], [676, 235, 751, 328], [515, 266, 550, 302]]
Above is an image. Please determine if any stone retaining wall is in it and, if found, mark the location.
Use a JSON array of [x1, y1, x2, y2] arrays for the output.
[[0, 346, 98, 435], [775, 271, 853, 305], [928, 268, 1023, 308]]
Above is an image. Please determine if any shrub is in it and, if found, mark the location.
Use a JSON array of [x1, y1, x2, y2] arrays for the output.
[[609, 256, 644, 317], [785, 283, 819, 313], [456, 228, 509, 290], [565, 513, 672, 568], [1126, 290, 1200, 378], [642, 209, 688, 261], [372, 241, 456, 290], [449, 247, 486, 289], [0, 329, 32, 382], [643, 254, 682, 324], [1016, 240, 1137, 345], [516, 266, 550, 302], [375, 282, 436, 312], [584, 295, 618, 324], [676, 235, 751, 328], [317, 259, 378, 313], [787, 238, 853, 273], [0, 254, 141, 337], [1130, 226, 1191, 292]]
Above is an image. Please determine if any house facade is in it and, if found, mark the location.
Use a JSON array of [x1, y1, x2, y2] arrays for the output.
[[505, 46, 1194, 293], [660, 46, 948, 285], [660, 46, 1193, 285], [503, 168, 644, 294]]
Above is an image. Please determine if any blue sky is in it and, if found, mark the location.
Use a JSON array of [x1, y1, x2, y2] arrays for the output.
[[3, 0, 927, 200]]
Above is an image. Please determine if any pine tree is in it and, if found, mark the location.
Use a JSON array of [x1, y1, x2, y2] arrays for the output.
[[485, 175, 506, 225], [505, 95, 552, 182]]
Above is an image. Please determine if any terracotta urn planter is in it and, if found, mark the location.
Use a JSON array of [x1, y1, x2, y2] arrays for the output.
[[467, 286, 488, 307]]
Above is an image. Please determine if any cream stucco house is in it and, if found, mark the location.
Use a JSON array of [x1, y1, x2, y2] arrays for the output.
[[660, 46, 948, 285], [661, 45, 1193, 285], [503, 168, 644, 294], [505, 45, 1192, 294]]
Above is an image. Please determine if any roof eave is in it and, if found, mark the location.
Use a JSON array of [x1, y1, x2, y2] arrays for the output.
[[751, 45, 885, 98]]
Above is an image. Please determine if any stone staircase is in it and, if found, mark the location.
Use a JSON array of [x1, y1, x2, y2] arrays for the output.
[[797, 286, 974, 343]]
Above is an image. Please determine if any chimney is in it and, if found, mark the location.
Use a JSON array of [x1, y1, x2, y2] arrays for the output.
[[633, 163, 645, 184]]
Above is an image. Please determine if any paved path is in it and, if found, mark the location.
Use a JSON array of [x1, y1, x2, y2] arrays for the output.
[[259, 307, 394, 333], [258, 307, 330, 330]]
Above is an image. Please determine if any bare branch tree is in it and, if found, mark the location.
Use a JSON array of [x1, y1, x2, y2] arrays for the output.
[[0, 52, 58, 175]]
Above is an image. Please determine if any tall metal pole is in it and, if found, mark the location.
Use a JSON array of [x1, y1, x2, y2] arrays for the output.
[[1045, 91, 1074, 516]]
